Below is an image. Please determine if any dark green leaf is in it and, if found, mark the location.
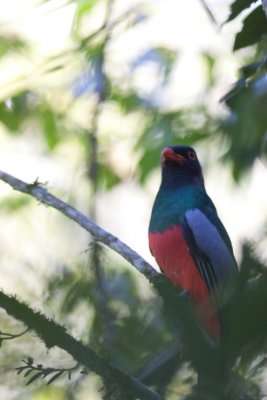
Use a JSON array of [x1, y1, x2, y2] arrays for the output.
[[227, 0, 255, 22], [26, 372, 44, 385], [16, 367, 28, 375], [240, 60, 263, 78], [221, 71, 267, 180], [0, 92, 30, 132], [233, 6, 267, 50], [24, 369, 35, 378], [47, 370, 64, 385], [27, 357, 34, 366]]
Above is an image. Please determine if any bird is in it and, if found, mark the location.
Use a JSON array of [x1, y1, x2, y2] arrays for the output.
[[148, 145, 238, 341]]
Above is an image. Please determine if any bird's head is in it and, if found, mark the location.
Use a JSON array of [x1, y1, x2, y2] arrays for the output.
[[161, 145, 204, 187]]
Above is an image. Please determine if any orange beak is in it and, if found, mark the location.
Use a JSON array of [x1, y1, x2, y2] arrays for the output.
[[161, 148, 186, 164]]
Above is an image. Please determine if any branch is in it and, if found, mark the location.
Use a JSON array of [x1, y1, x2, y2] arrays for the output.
[[198, 0, 219, 29], [0, 328, 29, 343], [80, 5, 142, 49], [0, 170, 158, 281], [0, 169, 219, 389], [0, 291, 163, 400]]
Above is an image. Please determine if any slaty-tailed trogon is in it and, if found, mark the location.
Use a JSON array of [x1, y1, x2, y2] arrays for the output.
[[149, 146, 237, 340]]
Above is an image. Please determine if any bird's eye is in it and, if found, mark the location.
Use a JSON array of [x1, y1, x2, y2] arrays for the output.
[[188, 150, 197, 160]]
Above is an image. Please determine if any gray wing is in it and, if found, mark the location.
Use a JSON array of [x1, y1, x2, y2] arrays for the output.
[[181, 208, 237, 305]]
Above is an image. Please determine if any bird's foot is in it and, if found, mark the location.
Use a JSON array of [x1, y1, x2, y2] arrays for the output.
[[176, 289, 189, 299]]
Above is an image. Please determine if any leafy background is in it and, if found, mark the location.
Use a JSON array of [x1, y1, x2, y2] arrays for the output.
[[0, 0, 267, 399]]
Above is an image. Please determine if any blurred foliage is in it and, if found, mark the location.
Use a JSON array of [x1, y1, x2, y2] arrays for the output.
[[42, 248, 185, 399], [0, 92, 72, 151], [233, 6, 267, 51], [222, 0, 267, 180], [0, 194, 31, 212], [136, 108, 211, 183], [228, 1, 267, 50], [221, 57, 267, 179], [0, 0, 267, 399], [0, 34, 27, 58]]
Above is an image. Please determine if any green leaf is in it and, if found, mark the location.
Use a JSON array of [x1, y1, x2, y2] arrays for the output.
[[26, 372, 44, 385], [233, 6, 267, 50], [202, 53, 216, 87], [110, 88, 140, 113], [227, 0, 255, 22], [24, 369, 35, 378], [40, 108, 61, 150], [221, 71, 267, 180], [74, 0, 98, 27], [16, 367, 28, 375], [0, 195, 31, 213], [47, 371, 64, 385], [0, 92, 29, 132], [138, 147, 160, 183], [27, 357, 34, 366], [98, 162, 121, 189], [0, 35, 27, 58], [136, 110, 210, 183]]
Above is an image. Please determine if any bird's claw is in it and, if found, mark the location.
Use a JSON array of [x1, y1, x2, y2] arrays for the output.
[[176, 290, 189, 299]]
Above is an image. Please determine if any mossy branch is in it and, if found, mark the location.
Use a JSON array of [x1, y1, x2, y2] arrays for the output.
[[0, 291, 163, 400]]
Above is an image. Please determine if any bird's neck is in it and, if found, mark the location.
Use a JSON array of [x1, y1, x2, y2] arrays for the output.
[[161, 165, 205, 190]]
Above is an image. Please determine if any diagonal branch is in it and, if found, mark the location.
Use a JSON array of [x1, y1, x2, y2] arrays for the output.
[[0, 291, 163, 400], [198, 0, 219, 28], [0, 170, 158, 281], [0, 170, 216, 381]]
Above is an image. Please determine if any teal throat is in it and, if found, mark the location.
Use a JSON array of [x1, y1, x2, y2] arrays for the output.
[[149, 185, 214, 233]]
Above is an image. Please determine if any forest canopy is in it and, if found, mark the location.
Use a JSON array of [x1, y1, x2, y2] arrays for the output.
[[0, 1, 267, 399]]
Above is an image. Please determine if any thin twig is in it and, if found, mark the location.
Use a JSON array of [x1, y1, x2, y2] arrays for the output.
[[0, 328, 29, 341], [199, 0, 219, 29], [16, 358, 79, 386], [0, 171, 158, 281], [86, 0, 115, 356]]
